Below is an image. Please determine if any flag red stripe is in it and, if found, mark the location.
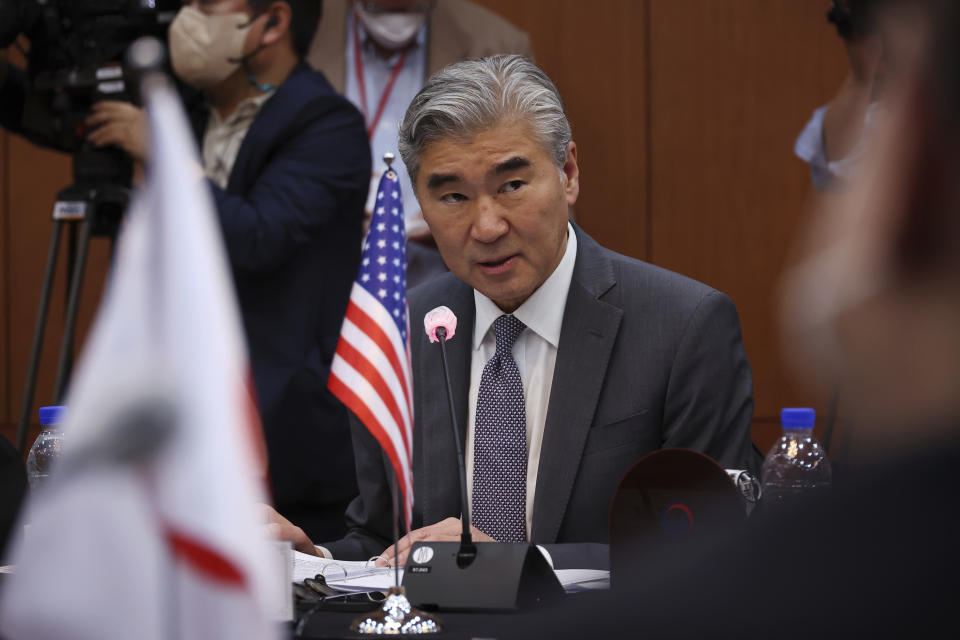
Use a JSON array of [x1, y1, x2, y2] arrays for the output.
[[335, 339, 409, 449], [165, 528, 246, 587], [243, 370, 269, 478], [345, 301, 412, 417], [328, 374, 412, 523]]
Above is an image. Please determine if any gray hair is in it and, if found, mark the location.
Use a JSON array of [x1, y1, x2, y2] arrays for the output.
[[398, 55, 572, 186]]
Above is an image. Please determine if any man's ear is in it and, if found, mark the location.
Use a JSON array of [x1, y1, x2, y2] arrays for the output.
[[261, 1, 292, 47], [563, 141, 580, 207]]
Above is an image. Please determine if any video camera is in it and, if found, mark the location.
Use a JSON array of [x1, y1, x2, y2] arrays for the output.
[[0, 0, 178, 157]]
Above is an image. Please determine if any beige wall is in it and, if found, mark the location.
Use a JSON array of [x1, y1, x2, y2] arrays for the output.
[[0, 1, 848, 454]]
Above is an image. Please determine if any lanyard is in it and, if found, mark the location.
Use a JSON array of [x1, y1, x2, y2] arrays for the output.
[[353, 18, 409, 140]]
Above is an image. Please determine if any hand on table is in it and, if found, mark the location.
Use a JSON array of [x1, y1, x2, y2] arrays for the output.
[[377, 517, 494, 567], [258, 503, 319, 556]]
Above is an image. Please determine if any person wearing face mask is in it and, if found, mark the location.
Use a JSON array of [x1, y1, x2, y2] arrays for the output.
[[85, 0, 372, 543], [308, 0, 533, 288]]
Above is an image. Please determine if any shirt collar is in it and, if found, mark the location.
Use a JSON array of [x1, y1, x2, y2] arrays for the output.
[[208, 90, 275, 128], [473, 222, 578, 351]]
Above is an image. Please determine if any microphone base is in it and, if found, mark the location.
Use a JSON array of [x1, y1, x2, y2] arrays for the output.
[[350, 586, 442, 635], [402, 542, 564, 612]]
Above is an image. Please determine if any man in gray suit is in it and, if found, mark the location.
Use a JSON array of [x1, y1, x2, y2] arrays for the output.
[[269, 55, 759, 569]]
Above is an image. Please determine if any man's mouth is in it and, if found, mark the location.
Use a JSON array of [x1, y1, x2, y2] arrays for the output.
[[478, 255, 518, 275]]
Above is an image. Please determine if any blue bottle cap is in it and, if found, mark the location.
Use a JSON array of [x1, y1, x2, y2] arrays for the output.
[[781, 407, 815, 429], [38, 405, 66, 426]]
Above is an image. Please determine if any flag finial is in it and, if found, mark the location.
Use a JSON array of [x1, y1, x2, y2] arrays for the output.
[[383, 152, 395, 168]]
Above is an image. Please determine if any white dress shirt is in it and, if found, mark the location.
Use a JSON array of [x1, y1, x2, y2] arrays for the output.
[[466, 223, 578, 540], [344, 12, 427, 234], [201, 90, 275, 189]]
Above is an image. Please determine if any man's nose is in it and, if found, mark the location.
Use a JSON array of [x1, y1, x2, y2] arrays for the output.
[[470, 197, 508, 243]]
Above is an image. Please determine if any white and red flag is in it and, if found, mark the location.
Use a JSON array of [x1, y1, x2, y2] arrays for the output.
[[328, 164, 414, 528], [0, 74, 279, 640]]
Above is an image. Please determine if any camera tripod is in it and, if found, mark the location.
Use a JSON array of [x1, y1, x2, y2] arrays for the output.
[[14, 147, 129, 453]]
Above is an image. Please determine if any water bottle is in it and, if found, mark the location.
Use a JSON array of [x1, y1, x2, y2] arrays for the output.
[[761, 407, 831, 509], [25, 405, 67, 492]]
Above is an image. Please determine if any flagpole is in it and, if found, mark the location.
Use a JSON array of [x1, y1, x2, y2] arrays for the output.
[[393, 467, 401, 587], [346, 153, 441, 633]]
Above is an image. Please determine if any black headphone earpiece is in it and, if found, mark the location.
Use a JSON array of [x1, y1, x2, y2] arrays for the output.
[[264, 16, 279, 30]]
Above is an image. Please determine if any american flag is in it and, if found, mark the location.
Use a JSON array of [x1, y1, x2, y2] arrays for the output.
[[328, 162, 414, 527]]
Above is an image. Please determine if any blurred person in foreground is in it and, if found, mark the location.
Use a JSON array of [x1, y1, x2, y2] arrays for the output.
[[308, 0, 533, 287], [539, 1, 960, 637], [85, 0, 372, 541]]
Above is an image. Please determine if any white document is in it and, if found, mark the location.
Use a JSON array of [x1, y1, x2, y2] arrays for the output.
[[554, 569, 610, 592], [292, 550, 388, 585]]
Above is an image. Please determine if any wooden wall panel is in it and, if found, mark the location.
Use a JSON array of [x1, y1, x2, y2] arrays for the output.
[[1, 129, 8, 433], [474, 0, 649, 262], [647, 0, 848, 449]]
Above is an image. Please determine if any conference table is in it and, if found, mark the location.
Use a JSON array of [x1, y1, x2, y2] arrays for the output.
[[290, 591, 603, 640]]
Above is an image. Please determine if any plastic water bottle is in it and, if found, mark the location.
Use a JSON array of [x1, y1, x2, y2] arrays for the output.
[[25, 405, 66, 492], [761, 408, 831, 509]]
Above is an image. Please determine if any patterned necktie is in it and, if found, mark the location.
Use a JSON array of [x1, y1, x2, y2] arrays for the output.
[[472, 314, 528, 543]]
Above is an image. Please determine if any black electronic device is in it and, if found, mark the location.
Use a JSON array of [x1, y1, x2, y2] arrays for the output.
[[402, 541, 563, 612], [608, 448, 746, 590], [409, 316, 564, 611], [0, 0, 179, 155]]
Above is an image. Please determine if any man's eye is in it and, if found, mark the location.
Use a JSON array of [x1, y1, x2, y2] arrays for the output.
[[500, 180, 525, 193], [441, 193, 467, 204]]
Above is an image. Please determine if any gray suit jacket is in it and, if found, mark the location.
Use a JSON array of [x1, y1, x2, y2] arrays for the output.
[[325, 225, 760, 567]]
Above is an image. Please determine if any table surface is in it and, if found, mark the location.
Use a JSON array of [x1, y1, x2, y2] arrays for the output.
[[293, 592, 599, 640]]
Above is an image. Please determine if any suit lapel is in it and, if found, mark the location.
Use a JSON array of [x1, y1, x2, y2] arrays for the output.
[[531, 227, 622, 543], [225, 64, 307, 193], [418, 279, 474, 524]]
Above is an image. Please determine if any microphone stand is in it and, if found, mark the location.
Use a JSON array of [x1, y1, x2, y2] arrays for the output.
[[435, 326, 476, 567], [399, 312, 563, 611], [349, 464, 442, 635]]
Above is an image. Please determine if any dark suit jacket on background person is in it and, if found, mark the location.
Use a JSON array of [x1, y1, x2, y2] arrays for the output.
[[325, 224, 760, 567], [186, 62, 371, 541], [307, 0, 533, 94]]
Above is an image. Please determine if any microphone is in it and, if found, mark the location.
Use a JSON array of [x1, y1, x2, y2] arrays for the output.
[[405, 306, 563, 611], [423, 306, 476, 567]]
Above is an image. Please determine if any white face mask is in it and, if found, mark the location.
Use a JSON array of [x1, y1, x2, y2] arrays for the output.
[[354, 3, 428, 51], [168, 7, 252, 90]]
